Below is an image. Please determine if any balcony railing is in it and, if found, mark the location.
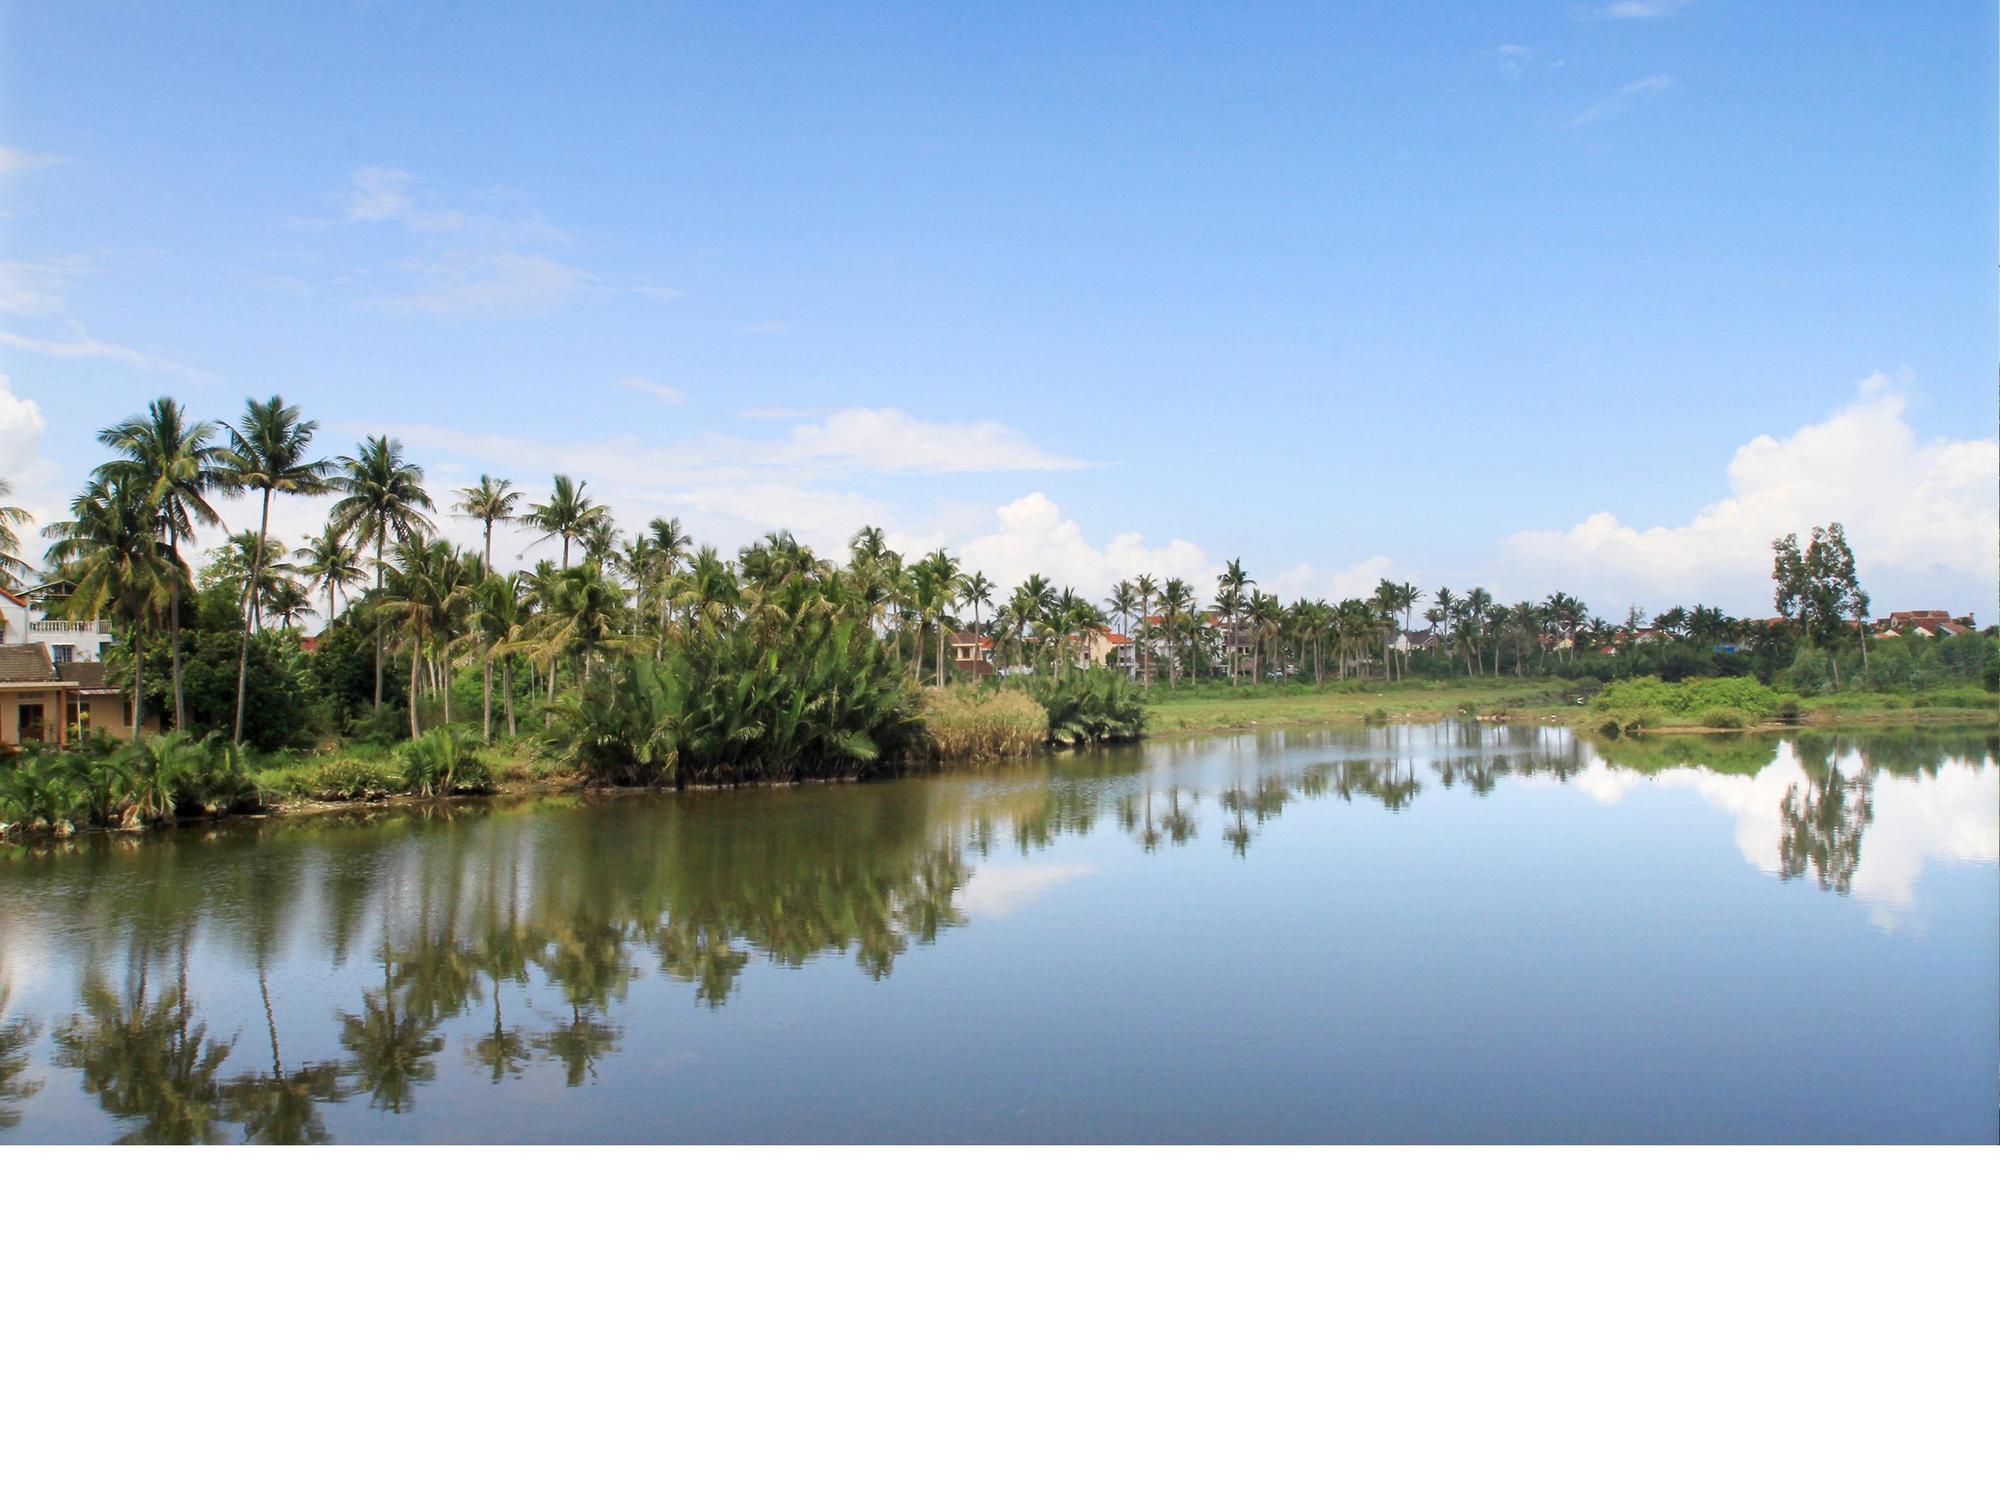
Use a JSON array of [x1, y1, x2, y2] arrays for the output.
[[29, 619, 112, 636]]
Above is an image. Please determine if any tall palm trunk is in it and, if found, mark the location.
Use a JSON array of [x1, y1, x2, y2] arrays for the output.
[[130, 624, 146, 737], [167, 545, 187, 730], [373, 534, 385, 710], [504, 663, 516, 737], [408, 645, 421, 739], [482, 649, 493, 742], [232, 481, 275, 743]]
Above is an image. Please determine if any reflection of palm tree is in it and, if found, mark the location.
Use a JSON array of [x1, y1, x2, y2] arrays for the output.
[[339, 926, 443, 1113], [53, 968, 234, 1144], [471, 977, 533, 1083], [534, 1005, 623, 1088], [339, 996, 443, 1113], [0, 984, 44, 1132], [225, 962, 346, 1145]]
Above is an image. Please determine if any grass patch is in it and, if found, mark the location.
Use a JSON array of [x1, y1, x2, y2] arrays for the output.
[[920, 686, 1048, 761]]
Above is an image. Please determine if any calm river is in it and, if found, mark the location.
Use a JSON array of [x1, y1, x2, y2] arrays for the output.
[[1, 724, 1994, 1143]]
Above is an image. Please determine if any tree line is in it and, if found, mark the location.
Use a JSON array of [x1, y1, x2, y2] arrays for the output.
[[4, 391, 1985, 756]]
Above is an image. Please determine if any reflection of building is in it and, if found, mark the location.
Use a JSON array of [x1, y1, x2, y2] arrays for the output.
[[0, 643, 157, 747]]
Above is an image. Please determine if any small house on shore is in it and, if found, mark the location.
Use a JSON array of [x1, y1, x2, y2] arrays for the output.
[[0, 644, 158, 748]]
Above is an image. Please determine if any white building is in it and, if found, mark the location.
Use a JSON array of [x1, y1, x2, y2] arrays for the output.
[[0, 586, 118, 668]]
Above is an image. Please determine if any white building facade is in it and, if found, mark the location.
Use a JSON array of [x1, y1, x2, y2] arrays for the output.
[[0, 587, 117, 667]]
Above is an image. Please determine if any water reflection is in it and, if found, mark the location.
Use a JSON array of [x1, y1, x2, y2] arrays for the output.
[[1, 724, 1992, 1142]]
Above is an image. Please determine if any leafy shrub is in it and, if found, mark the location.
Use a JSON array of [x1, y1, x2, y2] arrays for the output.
[[0, 731, 259, 838], [396, 727, 494, 796], [1699, 707, 1749, 729], [548, 617, 922, 786], [920, 686, 1047, 761], [1591, 675, 1780, 729], [1032, 668, 1146, 747], [270, 757, 398, 802]]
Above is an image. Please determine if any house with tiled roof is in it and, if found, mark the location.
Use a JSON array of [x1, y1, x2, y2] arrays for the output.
[[0, 642, 159, 747], [948, 631, 996, 677]]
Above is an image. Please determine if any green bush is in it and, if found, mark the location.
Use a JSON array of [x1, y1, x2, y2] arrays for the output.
[[268, 756, 397, 802], [0, 731, 260, 838], [547, 616, 923, 787], [1699, 707, 1749, 729], [1033, 668, 1146, 747], [1591, 675, 1780, 728], [396, 727, 494, 797]]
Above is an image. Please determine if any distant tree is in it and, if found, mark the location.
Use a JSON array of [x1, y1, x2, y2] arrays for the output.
[[454, 475, 522, 569], [1773, 523, 1869, 687], [330, 436, 434, 711]]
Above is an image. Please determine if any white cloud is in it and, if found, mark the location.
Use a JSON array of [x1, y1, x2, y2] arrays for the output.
[[1496, 44, 1535, 76], [1271, 556, 1398, 603], [0, 255, 87, 316], [954, 492, 1210, 599], [1597, 0, 1690, 18], [959, 861, 1096, 919], [342, 166, 461, 231], [0, 322, 214, 383], [618, 377, 687, 405], [0, 146, 60, 175], [0, 375, 62, 533], [1578, 745, 1998, 932], [306, 166, 671, 319], [781, 408, 1090, 473], [1569, 73, 1674, 128], [373, 406, 1083, 569], [378, 249, 590, 317], [1497, 377, 2000, 615]]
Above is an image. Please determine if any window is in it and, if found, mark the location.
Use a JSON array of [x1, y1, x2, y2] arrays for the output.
[[51, 644, 73, 666]]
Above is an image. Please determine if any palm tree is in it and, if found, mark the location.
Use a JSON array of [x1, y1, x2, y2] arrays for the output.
[[330, 436, 434, 712], [957, 570, 994, 660], [41, 473, 176, 733], [1159, 578, 1194, 688], [219, 396, 334, 742], [528, 474, 605, 568], [1216, 559, 1251, 684], [454, 475, 522, 569], [469, 568, 524, 741], [295, 522, 365, 624], [0, 476, 33, 594], [264, 573, 313, 629], [1372, 579, 1403, 682], [94, 397, 226, 729], [1132, 573, 1158, 688], [1463, 587, 1494, 676], [382, 537, 473, 737], [1107, 580, 1138, 676]]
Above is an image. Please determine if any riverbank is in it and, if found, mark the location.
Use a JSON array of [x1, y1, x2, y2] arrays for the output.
[[7, 674, 1994, 843], [1140, 676, 2000, 736]]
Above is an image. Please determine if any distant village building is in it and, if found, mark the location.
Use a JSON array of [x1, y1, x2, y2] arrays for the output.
[[948, 632, 996, 678]]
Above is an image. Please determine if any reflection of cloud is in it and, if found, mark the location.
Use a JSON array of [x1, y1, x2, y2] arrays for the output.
[[1580, 745, 1999, 928], [959, 862, 1095, 919]]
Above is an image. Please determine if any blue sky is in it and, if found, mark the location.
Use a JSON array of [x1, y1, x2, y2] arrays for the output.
[[2, 0, 1994, 617]]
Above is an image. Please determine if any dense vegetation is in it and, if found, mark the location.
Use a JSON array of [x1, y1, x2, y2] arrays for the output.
[[1, 389, 1988, 837]]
